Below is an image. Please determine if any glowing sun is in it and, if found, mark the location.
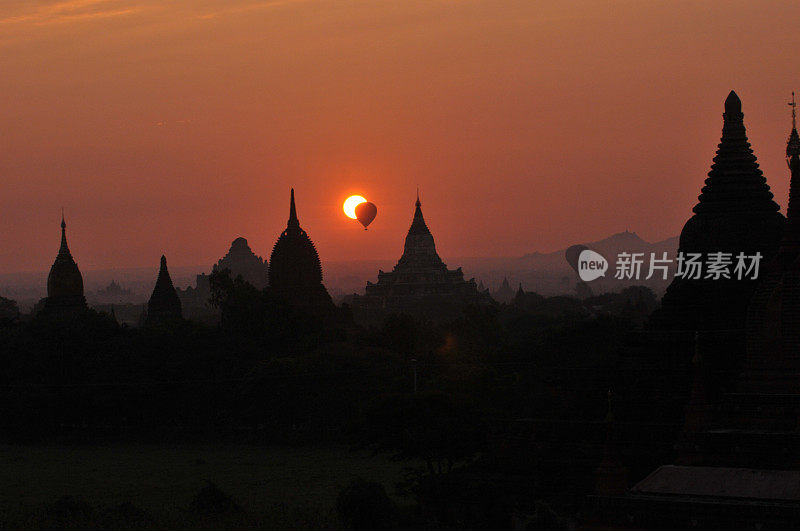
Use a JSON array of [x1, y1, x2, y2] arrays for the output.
[[343, 195, 367, 219]]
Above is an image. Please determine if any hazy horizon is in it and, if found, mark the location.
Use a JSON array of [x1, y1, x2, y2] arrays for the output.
[[1, 228, 678, 275]]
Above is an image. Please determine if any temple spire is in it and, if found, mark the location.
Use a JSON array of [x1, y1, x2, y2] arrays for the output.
[[146, 254, 182, 326], [783, 93, 800, 248], [45, 209, 86, 312], [724, 90, 742, 116], [152, 255, 176, 294], [397, 190, 441, 266], [784, 155, 800, 246], [407, 190, 431, 237], [692, 91, 779, 215], [788, 92, 800, 161], [59, 210, 70, 256], [287, 188, 300, 232]]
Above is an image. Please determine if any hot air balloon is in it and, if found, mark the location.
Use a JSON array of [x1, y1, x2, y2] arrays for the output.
[[355, 201, 377, 230], [565, 244, 589, 275]]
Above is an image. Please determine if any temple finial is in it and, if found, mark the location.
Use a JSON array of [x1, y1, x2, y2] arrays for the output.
[[286, 188, 300, 231], [725, 90, 742, 114], [415, 187, 420, 207], [58, 209, 70, 255], [160, 255, 167, 269], [788, 92, 800, 162]]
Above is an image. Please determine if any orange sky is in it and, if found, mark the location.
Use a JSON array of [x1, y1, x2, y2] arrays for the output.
[[1, 0, 799, 273]]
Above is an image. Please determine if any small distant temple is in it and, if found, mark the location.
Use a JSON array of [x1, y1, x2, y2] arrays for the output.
[[177, 237, 268, 322], [493, 277, 514, 304], [651, 91, 785, 330], [92, 280, 135, 305], [213, 237, 268, 288], [352, 192, 489, 324], [268, 189, 334, 312], [145, 255, 182, 326], [43, 214, 87, 314]]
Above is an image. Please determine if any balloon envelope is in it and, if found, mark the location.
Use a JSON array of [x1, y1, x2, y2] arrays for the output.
[[355, 201, 378, 229], [565, 244, 589, 274]]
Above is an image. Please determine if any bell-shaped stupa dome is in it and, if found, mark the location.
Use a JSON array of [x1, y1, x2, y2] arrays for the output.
[[44, 213, 87, 313], [268, 189, 332, 310]]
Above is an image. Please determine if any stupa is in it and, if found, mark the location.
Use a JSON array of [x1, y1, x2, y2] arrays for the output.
[[145, 255, 182, 326], [43, 213, 87, 314], [652, 91, 784, 329], [590, 96, 800, 529], [268, 189, 334, 311]]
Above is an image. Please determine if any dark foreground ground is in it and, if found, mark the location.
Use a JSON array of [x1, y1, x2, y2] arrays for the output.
[[0, 443, 415, 529]]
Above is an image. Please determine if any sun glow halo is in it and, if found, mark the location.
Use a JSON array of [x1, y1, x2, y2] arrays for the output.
[[343, 195, 367, 219]]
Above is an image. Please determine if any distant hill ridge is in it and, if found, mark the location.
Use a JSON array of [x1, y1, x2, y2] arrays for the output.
[[521, 231, 679, 261]]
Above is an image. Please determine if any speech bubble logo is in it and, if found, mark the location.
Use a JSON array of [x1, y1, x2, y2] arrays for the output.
[[577, 249, 608, 281]]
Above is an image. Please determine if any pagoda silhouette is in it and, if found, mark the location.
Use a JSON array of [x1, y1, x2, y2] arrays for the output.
[[744, 93, 800, 394], [214, 237, 268, 288], [352, 192, 489, 324], [42, 213, 87, 314], [268, 189, 335, 313], [651, 91, 785, 330], [145, 255, 182, 326], [591, 93, 800, 528]]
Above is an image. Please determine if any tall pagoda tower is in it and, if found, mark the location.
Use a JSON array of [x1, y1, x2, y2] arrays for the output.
[[588, 98, 800, 529], [652, 91, 784, 330], [352, 192, 488, 323], [43, 213, 87, 314], [145, 255, 182, 326], [268, 189, 334, 311], [744, 95, 800, 392]]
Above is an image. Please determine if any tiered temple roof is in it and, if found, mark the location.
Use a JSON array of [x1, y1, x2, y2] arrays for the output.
[[352, 193, 488, 323], [43, 214, 87, 313], [145, 255, 182, 326], [652, 91, 785, 329]]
